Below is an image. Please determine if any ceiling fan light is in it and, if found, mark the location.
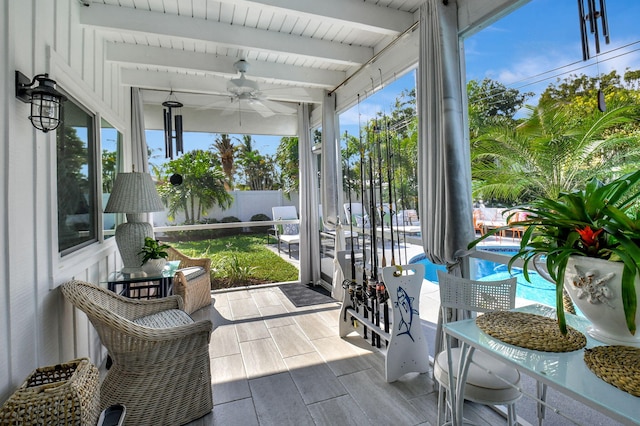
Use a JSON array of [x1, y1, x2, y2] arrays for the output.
[[228, 77, 260, 95]]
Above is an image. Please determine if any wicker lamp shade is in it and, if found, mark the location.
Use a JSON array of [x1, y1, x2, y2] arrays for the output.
[[105, 172, 164, 214], [105, 172, 164, 273]]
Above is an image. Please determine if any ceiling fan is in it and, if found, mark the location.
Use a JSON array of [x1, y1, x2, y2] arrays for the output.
[[211, 59, 297, 118]]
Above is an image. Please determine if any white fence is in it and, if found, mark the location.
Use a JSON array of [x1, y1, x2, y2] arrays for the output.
[[152, 190, 300, 226]]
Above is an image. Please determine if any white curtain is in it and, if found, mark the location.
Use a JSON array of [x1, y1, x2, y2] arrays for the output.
[[131, 87, 150, 173], [417, 0, 473, 270], [321, 91, 341, 230], [298, 103, 321, 285], [417, 0, 475, 356]]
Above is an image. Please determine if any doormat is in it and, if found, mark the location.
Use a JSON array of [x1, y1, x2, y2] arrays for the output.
[[278, 284, 335, 307]]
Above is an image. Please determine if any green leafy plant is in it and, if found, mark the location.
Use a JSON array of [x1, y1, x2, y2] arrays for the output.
[[138, 237, 170, 265], [469, 170, 640, 335], [218, 252, 257, 285]]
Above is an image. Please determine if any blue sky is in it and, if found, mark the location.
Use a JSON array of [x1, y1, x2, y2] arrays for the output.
[[146, 0, 640, 163]]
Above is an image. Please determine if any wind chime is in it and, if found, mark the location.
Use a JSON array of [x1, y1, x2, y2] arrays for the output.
[[162, 91, 184, 159], [577, 0, 610, 111]]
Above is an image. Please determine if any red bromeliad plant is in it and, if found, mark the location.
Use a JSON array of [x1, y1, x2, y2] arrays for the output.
[[469, 170, 640, 335]]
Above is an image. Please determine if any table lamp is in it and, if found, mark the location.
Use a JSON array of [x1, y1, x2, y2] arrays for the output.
[[104, 171, 165, 273]]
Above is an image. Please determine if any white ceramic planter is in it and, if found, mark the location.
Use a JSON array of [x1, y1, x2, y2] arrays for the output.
[[562, 256, 640, 346], [141, 258, 167, 276]]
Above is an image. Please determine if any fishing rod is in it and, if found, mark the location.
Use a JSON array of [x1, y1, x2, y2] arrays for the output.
[[384, 114, 396, 267], [357, 97, 369, 340], [375, 119, 390, 343], [341, 147, 358, 323], [376, 121, 387, 269], [346, 155, 356, 284], [368, 132, 381, 347], [393, 123, 409, 264]]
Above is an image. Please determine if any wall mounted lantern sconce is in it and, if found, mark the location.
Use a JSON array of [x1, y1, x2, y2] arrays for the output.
[[162, 91, 184, 159], [15, 71, 67, 133]]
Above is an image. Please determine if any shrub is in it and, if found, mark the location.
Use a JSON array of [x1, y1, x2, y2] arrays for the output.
[[219, 216, 242, 237], [250, 213, 272, 233]]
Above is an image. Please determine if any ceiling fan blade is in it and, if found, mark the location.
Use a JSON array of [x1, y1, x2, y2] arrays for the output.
[[246, 99, 275, 118], [258, 99, 297, 115], [196, 96, 235, 111]]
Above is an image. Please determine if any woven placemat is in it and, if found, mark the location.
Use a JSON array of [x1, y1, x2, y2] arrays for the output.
[[584, 345, 640, 397], [476, 311, 586, 352]]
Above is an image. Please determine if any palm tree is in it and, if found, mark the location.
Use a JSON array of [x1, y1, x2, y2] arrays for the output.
[[212, 134, 236, 190], [471, 100, 640, 203], [158, 150, 232, 224]]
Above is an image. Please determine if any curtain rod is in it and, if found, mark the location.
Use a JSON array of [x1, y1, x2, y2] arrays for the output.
[[328, 20, 419, 96]]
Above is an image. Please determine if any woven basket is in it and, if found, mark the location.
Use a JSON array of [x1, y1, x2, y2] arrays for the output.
[[0, 358, 100, 426]]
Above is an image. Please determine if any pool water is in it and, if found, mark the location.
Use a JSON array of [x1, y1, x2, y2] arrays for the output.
[[411, 251, 558, 307]]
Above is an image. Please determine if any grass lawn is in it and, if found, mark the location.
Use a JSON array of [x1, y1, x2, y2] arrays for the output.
[[170, 234, 299, 290]]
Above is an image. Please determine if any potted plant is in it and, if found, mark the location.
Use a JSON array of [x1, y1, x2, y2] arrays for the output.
[[138, 237, 170, 275], [469, 170, 640, 343]]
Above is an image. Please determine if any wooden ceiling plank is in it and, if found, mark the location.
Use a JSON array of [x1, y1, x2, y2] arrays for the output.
[[106, 43, 345, 87], [215, 0, 414, 35], [81, 3, 372, 65]]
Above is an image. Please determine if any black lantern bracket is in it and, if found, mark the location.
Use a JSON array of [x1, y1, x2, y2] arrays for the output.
[[15, 71, 67, 133]]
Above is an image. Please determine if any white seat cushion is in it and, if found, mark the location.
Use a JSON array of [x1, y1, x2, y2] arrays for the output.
[[278, 234, 299, 244], [133, 309, 194, 328], [434, 348, 521, 404]]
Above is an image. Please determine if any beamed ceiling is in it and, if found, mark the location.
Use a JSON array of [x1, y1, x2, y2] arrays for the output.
[[79, 0, 527, 134]]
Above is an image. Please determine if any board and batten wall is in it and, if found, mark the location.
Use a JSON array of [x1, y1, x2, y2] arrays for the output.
[[0, 0, 130, 403]]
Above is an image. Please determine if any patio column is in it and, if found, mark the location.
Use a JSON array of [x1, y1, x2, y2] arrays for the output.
[[298, 103, 321, 285]]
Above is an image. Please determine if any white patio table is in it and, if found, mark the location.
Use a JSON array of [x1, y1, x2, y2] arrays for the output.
[[443, 304, 640, 426]]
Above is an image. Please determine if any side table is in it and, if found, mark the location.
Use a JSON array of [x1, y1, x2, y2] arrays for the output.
[[105, 270, 174, 299]]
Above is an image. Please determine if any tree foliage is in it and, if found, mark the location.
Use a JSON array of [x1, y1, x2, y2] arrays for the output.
[[340, 89, 419, 211], [275, 136, 299, 196], [157, 149, 232, 224], [467, 78, 534, 136], [471, 100, 640, 203], [235, 134, 280, 190], [212, 133, 236, 189]]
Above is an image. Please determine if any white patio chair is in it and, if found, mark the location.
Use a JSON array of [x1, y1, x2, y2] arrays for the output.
[[343, 202, 370, 228], [397, 209, 420, 226], [434, 270, 521, 426], [271, 206, 300, 258]]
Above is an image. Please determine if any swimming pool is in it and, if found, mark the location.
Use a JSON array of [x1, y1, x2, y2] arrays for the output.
[[410, 249, 557, 307]]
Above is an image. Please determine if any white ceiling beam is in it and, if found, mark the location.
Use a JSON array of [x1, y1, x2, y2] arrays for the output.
[[217, 0, 414, 35], [80, 3, 372, 66], [120, 69, 326, 104], [457, 0, 530, 38], [105, 43, 345, 88], [144, 104, 298, 136]]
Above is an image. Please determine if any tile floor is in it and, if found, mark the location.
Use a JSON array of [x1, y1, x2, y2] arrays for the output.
[[185, 284, 504, 426]]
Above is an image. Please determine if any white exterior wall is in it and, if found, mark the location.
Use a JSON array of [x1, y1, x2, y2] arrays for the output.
[[0, 0, 126, 402]]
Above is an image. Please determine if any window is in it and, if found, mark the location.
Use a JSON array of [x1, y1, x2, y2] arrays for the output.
[[56, 95, 97, 254], [101, 118, 121, 239]]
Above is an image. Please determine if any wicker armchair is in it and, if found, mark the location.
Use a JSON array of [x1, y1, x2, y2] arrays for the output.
[[61, 280, 213, 426], [166, 246, 212, 313]]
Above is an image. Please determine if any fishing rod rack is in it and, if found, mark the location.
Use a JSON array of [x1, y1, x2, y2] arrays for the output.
[[337, 255, 430, 382], [337, 117, 429, 382]]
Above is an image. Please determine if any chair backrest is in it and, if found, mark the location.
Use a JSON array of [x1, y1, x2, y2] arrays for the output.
[[343, 202, 369, 227], [436, 271, 516, 323], [62, 280, 136, 322], [272, 205, 298, 220]]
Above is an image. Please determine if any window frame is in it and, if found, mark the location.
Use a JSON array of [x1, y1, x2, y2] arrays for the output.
[[56, 90, 100, 256]]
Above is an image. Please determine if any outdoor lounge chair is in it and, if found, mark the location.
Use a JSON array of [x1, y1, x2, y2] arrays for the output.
[[343, 202, 370, 229], [60, 280, 213, 426], [272, 205, 300, 258], [166, 246, 212, 314]]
